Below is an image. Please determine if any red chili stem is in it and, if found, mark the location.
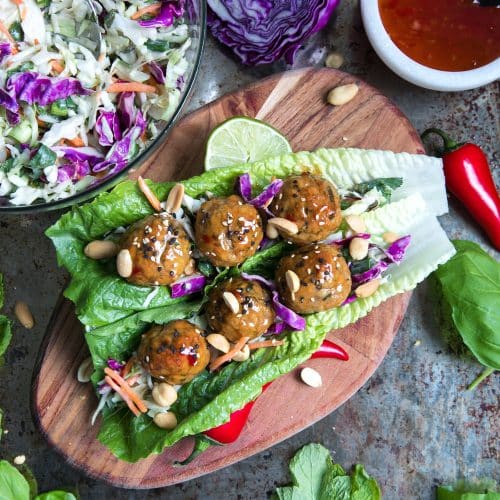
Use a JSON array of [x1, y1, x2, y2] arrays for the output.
[[422, 128, 500, 250]]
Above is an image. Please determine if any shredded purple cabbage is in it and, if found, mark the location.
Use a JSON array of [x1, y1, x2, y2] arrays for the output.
[[54, 146, 105, 167], [329, 233, 371, 246], [6, 71, 91, 106], [265, 321, 286, 335], [95, 110, 122, 147], [117, 92, 136, 130], [352, 261, 389, 284], [250, 178, 283, 211], [272, 291, 306, 331], [0, 88, 19, 113], [94, 110, 146, 173], [384, 235, 411, 264], [107, 359, 124, 371], [241, 272, 305, 330], [170, 273, 207, 298], [207, 0, 340, 65], [139, 0, 184, 28], [149, 61, 166, 85], [236, 173, 252, 201], [341, 295, 357, 306], [57, 161, 91, 182], [241, 272, 275, 290], [0, 43, 11, 62], [6, 109, 20, 126]]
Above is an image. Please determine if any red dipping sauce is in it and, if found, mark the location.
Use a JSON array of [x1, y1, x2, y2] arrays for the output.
[[379, 0, 500, 71]]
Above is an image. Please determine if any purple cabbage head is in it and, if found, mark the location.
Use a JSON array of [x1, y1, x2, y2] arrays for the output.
[[7, 72, 91, 106], [95, 110, 122, 147], [207, 0, 340, 65], [139, 0, 184, 28]]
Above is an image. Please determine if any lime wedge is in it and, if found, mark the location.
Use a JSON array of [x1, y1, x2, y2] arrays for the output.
[[204, 117, 292, 171]]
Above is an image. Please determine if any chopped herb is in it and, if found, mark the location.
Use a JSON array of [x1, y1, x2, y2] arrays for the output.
[[27, 145, 57, 180], [351, 177, 403, 200], [8, 21, 24, 42]]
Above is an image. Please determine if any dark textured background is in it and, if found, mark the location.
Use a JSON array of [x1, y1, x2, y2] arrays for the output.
[[0, 2, 498, 499]]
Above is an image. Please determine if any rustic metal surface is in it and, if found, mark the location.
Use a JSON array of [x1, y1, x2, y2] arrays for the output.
[[0, 3, 498, 499]]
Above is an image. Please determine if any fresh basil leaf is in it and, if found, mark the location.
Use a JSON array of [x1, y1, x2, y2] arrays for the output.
[[351, 464, 382, 500], [0, 460, 30, 500], [431, 240, 500, 371], [351, 177, 402, 200], [197, 260, 215, 278], [36, 491, 77, 500], [0, 273, 12, 366], [436, 479, 499, 500]]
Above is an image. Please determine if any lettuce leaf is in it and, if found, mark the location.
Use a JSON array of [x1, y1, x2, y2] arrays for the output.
[[47, 148, 447, 329]]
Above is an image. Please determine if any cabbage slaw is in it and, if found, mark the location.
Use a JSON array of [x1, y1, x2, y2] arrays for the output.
[[0, 0, 190, 205]]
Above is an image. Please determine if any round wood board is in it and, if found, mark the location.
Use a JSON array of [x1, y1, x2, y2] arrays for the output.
[[32, 68, 421, 489]]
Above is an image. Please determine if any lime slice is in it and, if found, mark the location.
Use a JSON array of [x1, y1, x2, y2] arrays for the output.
[[204, 117, 292, 171]]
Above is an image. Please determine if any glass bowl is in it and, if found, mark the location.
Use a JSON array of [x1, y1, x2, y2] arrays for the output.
[[0, 0, 206, 214]]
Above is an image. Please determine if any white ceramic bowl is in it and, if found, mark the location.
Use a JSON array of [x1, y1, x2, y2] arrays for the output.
[[360, 0, 500, 91]]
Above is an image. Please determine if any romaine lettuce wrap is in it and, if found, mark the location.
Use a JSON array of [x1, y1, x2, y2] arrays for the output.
[[47, 147, 455, 462]]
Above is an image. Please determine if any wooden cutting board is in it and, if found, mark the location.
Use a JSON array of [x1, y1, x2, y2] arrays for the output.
[[32, 68, 422, 488]]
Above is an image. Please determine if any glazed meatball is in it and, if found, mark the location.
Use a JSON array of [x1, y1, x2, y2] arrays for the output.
[[275, 244, 351, 314], [206, 277, 275, 342], [120, 214, 191, 286], [137, 320, 210, 385], [270, 173, 342, 245], [195, 195, 263, 267]]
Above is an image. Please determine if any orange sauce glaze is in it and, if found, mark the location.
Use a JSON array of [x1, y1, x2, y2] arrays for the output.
[[379, 0, 500, 71]]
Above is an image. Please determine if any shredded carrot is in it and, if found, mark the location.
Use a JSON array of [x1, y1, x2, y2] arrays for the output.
[[37, 117, 46, 127], [248, 339, 285, 350], [121, 356, 136, 378], [97, 53, 105, 63], [105, 367, 148, 413], [20, 6, 27, 20], [130, 2, 161, 19], [11, 0, 23, 5], [66, 136, 85, 147], [50, 59, 64, 74], [210, 336, 250, 372], [104, 376, 141, 417], [0, 21, 16, 44], [107, 82, 157, 94]]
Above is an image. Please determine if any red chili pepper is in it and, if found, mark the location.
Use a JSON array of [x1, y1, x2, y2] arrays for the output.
[[310, 339, 349, 361], [422, 128, 500, 250], [203, 339, 348, 443]]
